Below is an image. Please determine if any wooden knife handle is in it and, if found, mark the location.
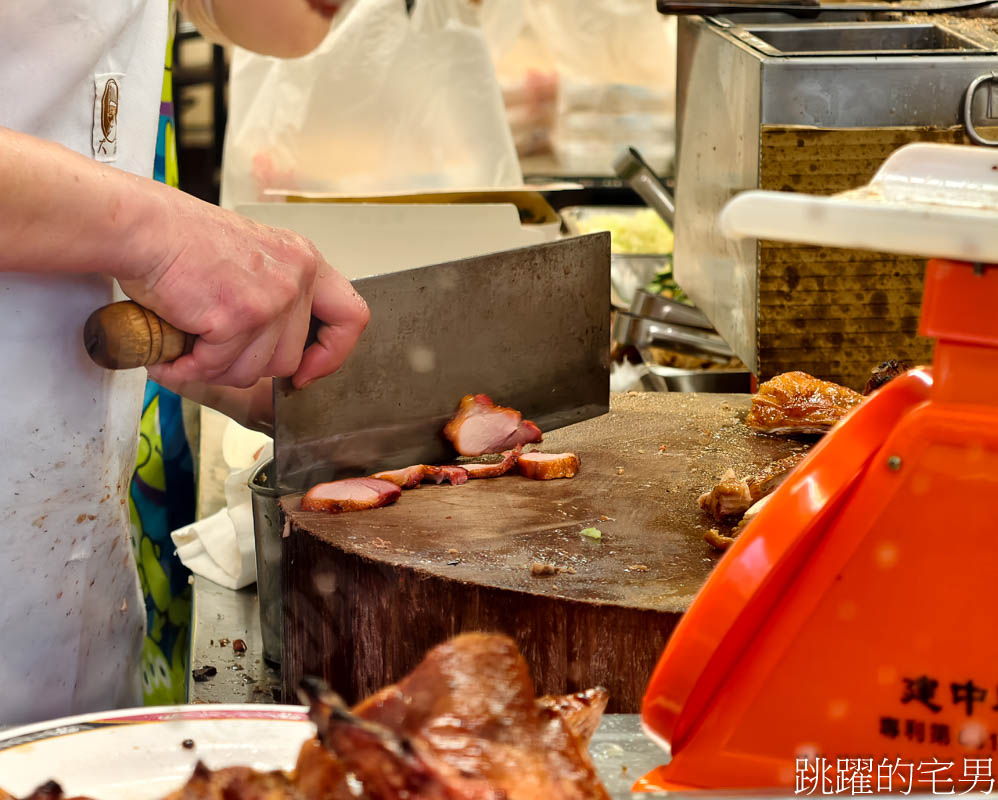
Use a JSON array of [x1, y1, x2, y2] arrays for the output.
[[84, 301, 195, 370]]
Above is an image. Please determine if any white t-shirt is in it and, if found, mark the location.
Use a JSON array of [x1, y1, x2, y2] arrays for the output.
[[0, 0, 167, 725]]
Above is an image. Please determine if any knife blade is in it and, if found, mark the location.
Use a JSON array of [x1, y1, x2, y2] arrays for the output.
[[273, 234, 611, 491]]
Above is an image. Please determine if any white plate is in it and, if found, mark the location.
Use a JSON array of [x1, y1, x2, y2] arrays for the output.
[[0, 705, 312, 800], [721, 142, 998, 263]]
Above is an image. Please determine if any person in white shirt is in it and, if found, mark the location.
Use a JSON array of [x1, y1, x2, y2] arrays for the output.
[[0, 0, 360, 725]]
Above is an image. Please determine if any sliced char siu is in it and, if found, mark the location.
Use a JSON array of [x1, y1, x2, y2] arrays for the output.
[[424, 465, 470, 486], [371, 465, 430, 489], [460, 446, 521, 479], [301, 478, 401, 513], [371, 465, 470, 488], [517, 452, 580, 481], [443, 395, 542, 457]]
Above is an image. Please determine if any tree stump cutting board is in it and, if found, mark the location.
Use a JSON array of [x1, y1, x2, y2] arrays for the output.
[[280, 392, 808, 712]]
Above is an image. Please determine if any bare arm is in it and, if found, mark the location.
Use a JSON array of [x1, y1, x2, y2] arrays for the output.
[[177, 0, 338, 58], [0, 125, 368, 404]]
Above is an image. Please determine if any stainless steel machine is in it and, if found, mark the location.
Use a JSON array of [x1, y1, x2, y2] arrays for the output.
[[669, 10, 998, 387]]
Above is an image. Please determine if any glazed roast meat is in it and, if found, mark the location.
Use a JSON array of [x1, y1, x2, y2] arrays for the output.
[[6, 636, 610, 800], [443, 395, 543, 457], [698, 452, 808, 524], [517, 452, 581, 481], [324, 633, 610, 800], [746, 372, 863, 435], [535, 689, 609, 746], [300, 478, 402, 513], [459, 446, 522, 479]]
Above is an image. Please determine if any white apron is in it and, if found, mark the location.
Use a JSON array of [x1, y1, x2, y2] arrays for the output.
[[0, 0, 167, 725]]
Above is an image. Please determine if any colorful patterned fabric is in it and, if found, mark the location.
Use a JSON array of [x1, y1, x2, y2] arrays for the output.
[[131, 0, 194, 706]]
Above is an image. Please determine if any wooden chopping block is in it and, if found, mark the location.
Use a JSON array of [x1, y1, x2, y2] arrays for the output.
[[280, 392, 808, 712]]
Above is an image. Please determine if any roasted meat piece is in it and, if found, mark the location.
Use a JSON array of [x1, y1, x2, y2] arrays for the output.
[[699, 452, 808, 549], [5, 783, 94, 800], [698, 473, 747, 520], [305, 694, 500, 800], [164, 763, 295, 800], [301, 478, 402, 513], [424, 465, 470, 486], [371, 465, 431, 489], [864, 360, 909, 395], [745, 452, 807, 500], [290, 739, 350, 800], [746, 372, 863, 435], [307, 633, 610, 800], [536, 688, 609, 746], [518, 452, 580, 480], [372, 464, 477, 488], [704, 527, 736, 551], [460, 446, 521, 479], [4, 638, 610, 800], [699, 452, 807, 523], [697, 469, 753, 522], [444, 395, 542, 457]]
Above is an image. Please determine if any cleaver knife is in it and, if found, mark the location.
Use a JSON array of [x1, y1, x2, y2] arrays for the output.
[[82, 233, 610, 492], [272, 233, 610, 491]]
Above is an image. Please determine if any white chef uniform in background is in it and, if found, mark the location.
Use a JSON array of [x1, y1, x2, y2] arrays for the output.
[[0, 0, 167, 724]]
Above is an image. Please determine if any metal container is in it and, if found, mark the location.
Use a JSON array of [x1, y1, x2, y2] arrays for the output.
[[560, 205, 678, 308], [673, 14, 998, 388], [648, 366, 752, 393], [249, 457, 283, 665]]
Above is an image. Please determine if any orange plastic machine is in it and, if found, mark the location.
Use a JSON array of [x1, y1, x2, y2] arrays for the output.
[[637, 143, 998, 792]]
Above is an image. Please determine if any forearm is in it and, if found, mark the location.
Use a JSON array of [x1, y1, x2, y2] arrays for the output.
[[178, 0, 334, 58], [0, 126, 170, 281], [2, 127, 369, 393]]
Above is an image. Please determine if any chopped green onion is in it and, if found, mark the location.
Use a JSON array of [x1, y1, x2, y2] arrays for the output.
[[580, 527, 603, 540]]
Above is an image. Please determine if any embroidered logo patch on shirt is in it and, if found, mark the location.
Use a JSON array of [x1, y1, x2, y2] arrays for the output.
[[93, 73, 123, 162]]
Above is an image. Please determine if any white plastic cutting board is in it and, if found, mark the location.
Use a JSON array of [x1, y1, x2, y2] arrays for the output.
[[721, 143, 998, 263]]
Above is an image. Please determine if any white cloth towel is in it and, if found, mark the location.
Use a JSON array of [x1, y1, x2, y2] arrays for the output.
[[172, 421, 272, 590]]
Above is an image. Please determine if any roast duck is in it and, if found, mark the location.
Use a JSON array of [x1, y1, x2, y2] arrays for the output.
[[6, 634, 611, 800]]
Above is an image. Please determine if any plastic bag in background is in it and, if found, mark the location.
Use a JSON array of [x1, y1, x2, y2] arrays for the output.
[[478, 0, 557, 158], [524, 0, 676, 89], [524, 0, 678, 175], [501, 69, 558, 157], [220, 0, 522, 209]]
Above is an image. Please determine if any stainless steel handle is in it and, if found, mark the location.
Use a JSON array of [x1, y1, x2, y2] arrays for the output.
[[614, 311, 735, 359], [963, 72, 998, 147], [613, 147, 676, 228]]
